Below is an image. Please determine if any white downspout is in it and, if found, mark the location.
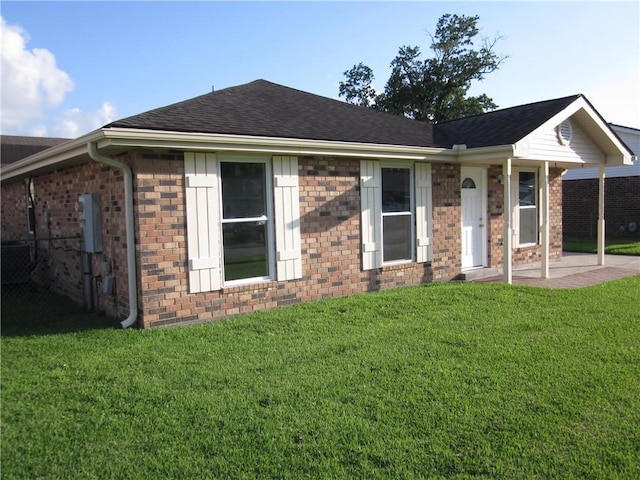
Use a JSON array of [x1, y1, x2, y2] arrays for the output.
[[87, 142, 138, 328]]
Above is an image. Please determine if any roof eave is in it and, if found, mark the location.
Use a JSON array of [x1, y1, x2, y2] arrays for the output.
[[98, 128, 453, 161], [1, 130, 104, 183]]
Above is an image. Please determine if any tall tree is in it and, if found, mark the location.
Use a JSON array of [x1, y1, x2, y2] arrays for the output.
[[339, 14, 507, 122]]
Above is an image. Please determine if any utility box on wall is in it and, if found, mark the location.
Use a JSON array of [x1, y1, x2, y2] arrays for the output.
[[78, 193, 103, 253]]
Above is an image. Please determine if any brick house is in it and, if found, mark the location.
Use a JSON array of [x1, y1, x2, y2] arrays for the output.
[[563, 124, 640, 237], [1, 80, 632, 328]]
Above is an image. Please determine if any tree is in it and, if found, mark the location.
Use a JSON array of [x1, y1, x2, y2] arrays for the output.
[[339, 14, 506, 122]]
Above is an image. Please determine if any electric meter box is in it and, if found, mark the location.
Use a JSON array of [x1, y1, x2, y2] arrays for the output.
[[78, 193, 103, 253]]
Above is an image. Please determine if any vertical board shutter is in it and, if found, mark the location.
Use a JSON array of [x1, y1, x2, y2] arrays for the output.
[[273, 156, 302, 281], [185, 152, 222, 293], [415, 162, 433, 263], [360, 160, 382, 270]]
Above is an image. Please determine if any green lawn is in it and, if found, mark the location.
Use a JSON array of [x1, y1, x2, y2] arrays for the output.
[[563, 235, 640, 256], [2, 278, 640, 479]]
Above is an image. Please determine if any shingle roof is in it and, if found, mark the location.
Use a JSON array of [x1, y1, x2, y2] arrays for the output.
[[105, 79, 438, 147], [105, 79, 586, 151], [433, 95, 582, 148], [1, 135, 70, 166]]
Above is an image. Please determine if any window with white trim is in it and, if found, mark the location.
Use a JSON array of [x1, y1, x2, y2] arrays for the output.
[[360, 160, 432, 270], [220, 161, 272, 284], [185, 153, 301, 294], [517, 170, 538, 245], [381, 167, 414, 263]]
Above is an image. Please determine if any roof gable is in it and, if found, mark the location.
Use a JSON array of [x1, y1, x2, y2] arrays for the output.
[[433, 95, 581, 149], [106, 79, 438, 147]]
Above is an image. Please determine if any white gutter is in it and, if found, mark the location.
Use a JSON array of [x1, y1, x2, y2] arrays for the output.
[[87, 142, 138, 328], [98, 127, 453, 161]]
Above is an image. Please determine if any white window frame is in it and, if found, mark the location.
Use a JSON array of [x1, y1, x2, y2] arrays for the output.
[[219, 155, 275, 287], [185, 153, 301, 294], [381, 163, 415, 265], [514, 168, 538, 247], [360, 160, 432, 271]]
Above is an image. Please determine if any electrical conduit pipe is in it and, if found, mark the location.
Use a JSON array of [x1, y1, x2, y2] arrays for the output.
[[87, 142, 138, 328]]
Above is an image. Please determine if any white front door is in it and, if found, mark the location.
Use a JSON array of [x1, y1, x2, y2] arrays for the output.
[[461, 167, 487, 269]]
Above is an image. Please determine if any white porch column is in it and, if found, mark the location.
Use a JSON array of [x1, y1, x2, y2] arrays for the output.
[[540, 161, 550, 278], [503, 158, 513, 284], [597, 165, 606, 265]]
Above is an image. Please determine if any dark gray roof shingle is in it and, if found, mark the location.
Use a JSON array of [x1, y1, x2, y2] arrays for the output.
[[433, 95, 582, 148], [1, 135, 70, 166], [105, 79, 585, 151], [106, 79, 438, 147]]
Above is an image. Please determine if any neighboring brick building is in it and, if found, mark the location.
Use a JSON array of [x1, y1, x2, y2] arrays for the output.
[[1, 80, 632, 328], [563, 124, 640, 237]]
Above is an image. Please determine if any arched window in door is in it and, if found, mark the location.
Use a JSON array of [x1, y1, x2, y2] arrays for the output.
[[462, 177, 476, 189]]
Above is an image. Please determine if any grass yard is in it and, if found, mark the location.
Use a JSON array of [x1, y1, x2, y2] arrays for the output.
[[2, 278, 639, 479], [563, 235, 640, 256]]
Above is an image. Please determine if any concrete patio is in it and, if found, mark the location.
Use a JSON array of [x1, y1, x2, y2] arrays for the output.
[[467, 252, 640, 288]]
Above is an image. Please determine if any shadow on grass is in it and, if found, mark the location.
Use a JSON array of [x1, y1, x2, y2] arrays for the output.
[[1, 285, 120, 337]]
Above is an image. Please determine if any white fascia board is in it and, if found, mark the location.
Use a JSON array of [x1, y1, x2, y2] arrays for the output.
[[453, 144, 515, 163], [1, 130, 104, 182], [100, 128, 453, 161]]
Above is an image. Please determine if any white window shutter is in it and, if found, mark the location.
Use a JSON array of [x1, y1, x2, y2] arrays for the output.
[[360, 160, 382, 270], [273, 156, 302, 281], [184, 152, 222, 293], [415, 162, 433, 263]]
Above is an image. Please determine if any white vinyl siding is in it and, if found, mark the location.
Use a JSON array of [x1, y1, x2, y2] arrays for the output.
[[527, 119, 605, 164], [273, 156, 302, 281], [360, 160, 432, 270], [185, 152, 222, 293]]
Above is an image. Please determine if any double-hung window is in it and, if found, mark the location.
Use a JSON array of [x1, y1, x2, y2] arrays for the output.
[[517, 170, 538, 245], [185, 153, 301, 294], [360, 160, 432, 270], [220, 161, 272, 284], [381, 167, 414, 263]]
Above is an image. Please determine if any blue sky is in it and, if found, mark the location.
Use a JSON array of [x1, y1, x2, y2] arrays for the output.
[[1, 1, 639, 138]]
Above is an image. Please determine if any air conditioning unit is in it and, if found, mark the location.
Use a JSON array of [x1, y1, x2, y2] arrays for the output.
[[1, 242, 32, 285]]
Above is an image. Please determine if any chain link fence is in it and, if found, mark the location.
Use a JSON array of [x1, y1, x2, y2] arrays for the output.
[[1, 237, 117, 334]]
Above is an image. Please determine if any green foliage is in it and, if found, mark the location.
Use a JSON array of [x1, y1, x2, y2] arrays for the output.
[[340, 14, 506, 122], [2, 278, 639, 478]]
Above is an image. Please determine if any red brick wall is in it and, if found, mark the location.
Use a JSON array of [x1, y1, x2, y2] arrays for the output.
[[486, 166, 563, 268], [1, 162, 129, 315], [431, 163, 462, 277], [1, 181, 29, 238], [1, 152, 566, 329], [563, 176, 640, 237], [137, 155, 461, 328]]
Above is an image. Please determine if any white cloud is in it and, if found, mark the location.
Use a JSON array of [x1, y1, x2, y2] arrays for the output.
[[0, 16, 75, 134], [51, 102, 116, 138], [0, 17, 117, 138]]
